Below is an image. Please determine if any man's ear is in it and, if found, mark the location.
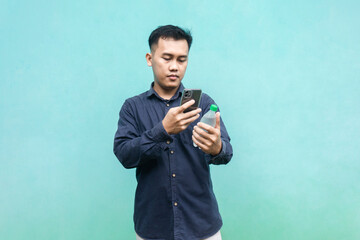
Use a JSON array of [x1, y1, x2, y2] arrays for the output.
[[145, 53, 152, 67]]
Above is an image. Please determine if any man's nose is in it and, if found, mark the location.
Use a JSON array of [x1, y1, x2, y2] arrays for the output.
[[169, 60, 178, 71]]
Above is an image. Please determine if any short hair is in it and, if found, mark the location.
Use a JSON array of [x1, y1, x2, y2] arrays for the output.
[[148, 25, 192, 51]]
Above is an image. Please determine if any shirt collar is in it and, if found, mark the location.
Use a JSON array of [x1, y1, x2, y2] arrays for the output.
[[146, 82, 185, 101]]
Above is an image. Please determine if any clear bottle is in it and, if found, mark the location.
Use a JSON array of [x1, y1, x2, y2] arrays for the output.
[[193, 104, 218, 147]]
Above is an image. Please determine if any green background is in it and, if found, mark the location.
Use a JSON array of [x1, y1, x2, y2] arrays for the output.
[[1, 1, 359, 239]]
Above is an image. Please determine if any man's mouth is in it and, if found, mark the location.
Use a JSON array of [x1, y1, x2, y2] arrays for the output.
[[168, 75, 179, 80]]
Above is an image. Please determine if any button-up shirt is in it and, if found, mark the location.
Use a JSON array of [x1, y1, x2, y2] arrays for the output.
[[113, 83, 233, 240]]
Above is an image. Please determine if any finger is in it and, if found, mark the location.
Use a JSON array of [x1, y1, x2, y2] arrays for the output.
[[193, 125, 211, 139], [215, 112, 221, 130], [183, 107, 202, 118], [192, 135, 201, 147], [178, 99, 195, 113], [193, 127, 212, 146], [197, 122, 215, 134], [182, 113, 200, 126], [192, 134, 209, 151]]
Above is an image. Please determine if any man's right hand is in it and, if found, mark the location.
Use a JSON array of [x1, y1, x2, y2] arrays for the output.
[[162, 100, 202, 135]]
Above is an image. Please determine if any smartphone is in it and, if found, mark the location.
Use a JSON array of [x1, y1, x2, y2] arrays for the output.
[[180, 89, 202, 113]]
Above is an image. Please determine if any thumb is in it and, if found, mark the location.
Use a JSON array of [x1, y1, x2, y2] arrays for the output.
[[215, 112, 221, 130]]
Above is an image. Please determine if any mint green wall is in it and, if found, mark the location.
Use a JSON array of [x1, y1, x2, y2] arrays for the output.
[[1, 1, 359, 239]]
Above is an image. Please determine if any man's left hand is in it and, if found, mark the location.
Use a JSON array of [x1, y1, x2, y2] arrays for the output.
[[192, 112, 222, 156]]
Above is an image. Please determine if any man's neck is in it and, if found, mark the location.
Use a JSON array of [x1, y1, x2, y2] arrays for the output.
[[153, 84, 179, 100]]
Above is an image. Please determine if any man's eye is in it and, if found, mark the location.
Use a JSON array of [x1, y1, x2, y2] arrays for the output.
[[178, 59, 186, 62], [163, 57, 171, 61]]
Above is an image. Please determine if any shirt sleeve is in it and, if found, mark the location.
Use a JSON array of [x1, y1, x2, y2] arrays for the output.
[[113, 100, 173, 169], [201, 94, 233, 165]]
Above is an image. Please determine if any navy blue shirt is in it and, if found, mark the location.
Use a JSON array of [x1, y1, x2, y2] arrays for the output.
[[113, 83, 233, 240]]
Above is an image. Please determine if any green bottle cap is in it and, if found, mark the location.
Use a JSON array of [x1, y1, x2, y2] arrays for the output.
[[210, 104, 218, 112]]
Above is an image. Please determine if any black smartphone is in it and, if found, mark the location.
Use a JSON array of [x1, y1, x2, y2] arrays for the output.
[[180, 89, 202, 113]]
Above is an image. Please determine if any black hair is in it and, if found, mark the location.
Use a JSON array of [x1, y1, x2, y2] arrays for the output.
[[148, 25, 192, 51]]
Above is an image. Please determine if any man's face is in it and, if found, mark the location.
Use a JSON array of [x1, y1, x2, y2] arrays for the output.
[[146, 37, 189, 91]]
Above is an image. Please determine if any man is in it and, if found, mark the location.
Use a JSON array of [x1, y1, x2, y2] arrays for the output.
[[113, 25, 233, 240]]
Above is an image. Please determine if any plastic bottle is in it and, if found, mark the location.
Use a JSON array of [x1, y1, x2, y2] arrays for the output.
[[193, 104, 218, 147]]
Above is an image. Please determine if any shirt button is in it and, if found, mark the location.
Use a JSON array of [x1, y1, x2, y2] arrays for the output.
[[172, 173, 176, 178], [166, 140, 171, 144], [166, 103, 170, 107], [174, 202, 178, 206], [170, 150, 174, 154]]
